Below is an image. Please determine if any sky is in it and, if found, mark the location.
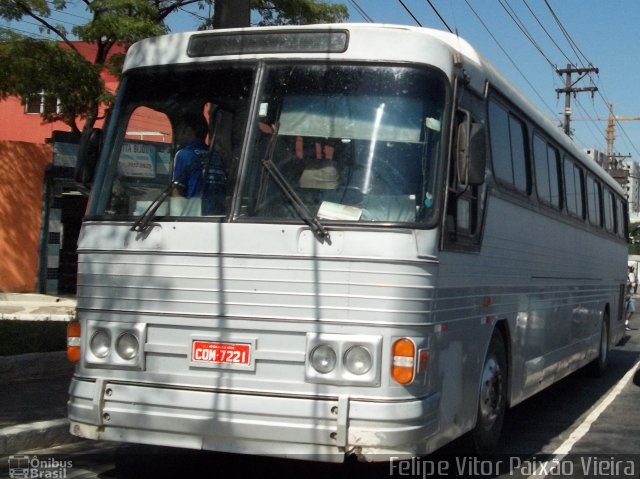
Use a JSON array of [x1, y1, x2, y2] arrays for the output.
[[329, 1, 640, 162], [3, 0, 640, 161]]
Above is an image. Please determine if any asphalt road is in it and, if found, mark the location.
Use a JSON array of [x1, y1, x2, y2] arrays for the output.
[[3, 328, 640, 479]]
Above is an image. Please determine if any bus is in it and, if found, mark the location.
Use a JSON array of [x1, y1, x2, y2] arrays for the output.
[[67, 23, 628, 461]]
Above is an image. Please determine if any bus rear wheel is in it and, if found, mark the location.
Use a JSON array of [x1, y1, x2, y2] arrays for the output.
[[471, 331, 507, 455]]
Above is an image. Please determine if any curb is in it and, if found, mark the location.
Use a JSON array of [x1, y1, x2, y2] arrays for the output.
[[0, 419, 76, 454], [0, 313, 74, 321]]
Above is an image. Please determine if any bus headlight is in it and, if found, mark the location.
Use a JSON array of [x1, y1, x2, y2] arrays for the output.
[[310, 344, 337, 373], [90, 329, 111, 358], [344, 345, 372, 375], [305, 333, 381, 386], [116, 332, 139, 360], [84, 320, 146, 370]]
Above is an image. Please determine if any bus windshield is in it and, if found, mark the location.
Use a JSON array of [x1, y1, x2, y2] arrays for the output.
[[90, 64, 254, 218], [90, 62, 446, 225], [240, 64, 446, 224]]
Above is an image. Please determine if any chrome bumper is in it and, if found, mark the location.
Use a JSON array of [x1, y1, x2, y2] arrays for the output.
[[68, 376, 440, 461]]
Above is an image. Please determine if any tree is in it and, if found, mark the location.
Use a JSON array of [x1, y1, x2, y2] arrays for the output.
[[0, 0, 348, 135], [253, 0, 348, 26]]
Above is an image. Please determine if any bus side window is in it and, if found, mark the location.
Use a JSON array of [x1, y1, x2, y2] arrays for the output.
[[488, 99, 529, 194], [112, 106, 172, 216]]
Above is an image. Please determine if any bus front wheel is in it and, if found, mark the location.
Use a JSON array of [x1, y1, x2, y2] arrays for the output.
[[471, 331, 507, 455]]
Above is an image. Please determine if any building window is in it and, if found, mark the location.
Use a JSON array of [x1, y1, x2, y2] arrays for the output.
[[25, 92, 60, 115]]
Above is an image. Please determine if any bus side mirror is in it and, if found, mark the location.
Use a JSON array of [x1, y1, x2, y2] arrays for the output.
[[455, 111, 486, 186], [75, 127, 103, 187]]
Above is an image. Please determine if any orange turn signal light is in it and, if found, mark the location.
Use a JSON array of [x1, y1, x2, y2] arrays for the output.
[[67, 320, 81, 362], [391, 338, 415, 385]]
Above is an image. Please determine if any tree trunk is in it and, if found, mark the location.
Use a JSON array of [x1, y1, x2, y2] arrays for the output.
[[213, 0, 251, 29]]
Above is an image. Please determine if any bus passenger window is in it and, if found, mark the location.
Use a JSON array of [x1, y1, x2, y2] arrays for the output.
[[604, 190, 615, 233], [533, 134, 561, 208], [488, 100, 528, 193], [586, 175, 602, 227]]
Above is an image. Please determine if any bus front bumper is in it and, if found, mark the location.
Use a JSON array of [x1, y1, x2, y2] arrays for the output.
[[68, 376, 441, 461]]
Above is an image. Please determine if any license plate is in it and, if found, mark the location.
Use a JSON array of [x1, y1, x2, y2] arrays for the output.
[[191, 340, 251, 366]]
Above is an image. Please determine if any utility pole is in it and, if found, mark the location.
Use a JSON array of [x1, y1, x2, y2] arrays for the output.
[[555, 64, 599, 137], [213, 0, 251, 29]]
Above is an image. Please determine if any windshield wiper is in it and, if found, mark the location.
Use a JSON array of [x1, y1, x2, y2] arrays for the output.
[[130, 181, 179, 232], [261, 126, 331, 244]]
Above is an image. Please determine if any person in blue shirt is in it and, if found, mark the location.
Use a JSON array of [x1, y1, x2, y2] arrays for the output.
[[171, 115, 209, 198], [171, 114, 226, 214]]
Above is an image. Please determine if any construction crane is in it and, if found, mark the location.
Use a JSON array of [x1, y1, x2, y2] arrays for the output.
[[606, 102, 640, 158], [601, 103, 639, 187]]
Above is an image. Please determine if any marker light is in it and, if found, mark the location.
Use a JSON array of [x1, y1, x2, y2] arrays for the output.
[[67, 321, 81, 363], [392, 338, 415, 385]]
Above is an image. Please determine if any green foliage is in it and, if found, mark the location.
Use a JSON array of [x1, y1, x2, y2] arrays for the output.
[[0, 39, 104, 130], [0, 0, 349, 131], [253, 0, 349, 26], [73, 0, 166, 44], [0, 0, 50, 20]]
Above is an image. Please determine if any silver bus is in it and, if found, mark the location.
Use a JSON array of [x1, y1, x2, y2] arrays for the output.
[[68, 24, 628, 461]]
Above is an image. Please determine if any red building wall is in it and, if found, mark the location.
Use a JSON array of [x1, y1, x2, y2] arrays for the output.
[[0, 42, 123, 292], [0, 141, 52, 292], [0, 42, 123, 144]]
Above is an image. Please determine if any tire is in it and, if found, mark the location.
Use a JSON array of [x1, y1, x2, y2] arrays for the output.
[[590, 313, 609, 377], [471, 331, 508, 455]]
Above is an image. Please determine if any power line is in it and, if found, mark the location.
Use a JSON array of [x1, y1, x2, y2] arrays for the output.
[[1, 20, 62, 39], [556, 64, 598, 137], [397, 0, 422, 27], [573, 97, 606, 147], [498, 1, 632, 154], [520, 0, 574, 66], [424, 0, 452, 33], [45, 1, 92, 22], [543, 0, 592, 68], [0, 24, 51, 39], [497, 0, 555, 69], [346, 0, 374, 23], [538, 4, 627, 152], [461, 0, 558, 119], [457, 1, 637, 157], [177, 6, 209, 24]]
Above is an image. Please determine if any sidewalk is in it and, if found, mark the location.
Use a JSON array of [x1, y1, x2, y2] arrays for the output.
[[0, 293, 78, 454], [0, 293, 76, 321]]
